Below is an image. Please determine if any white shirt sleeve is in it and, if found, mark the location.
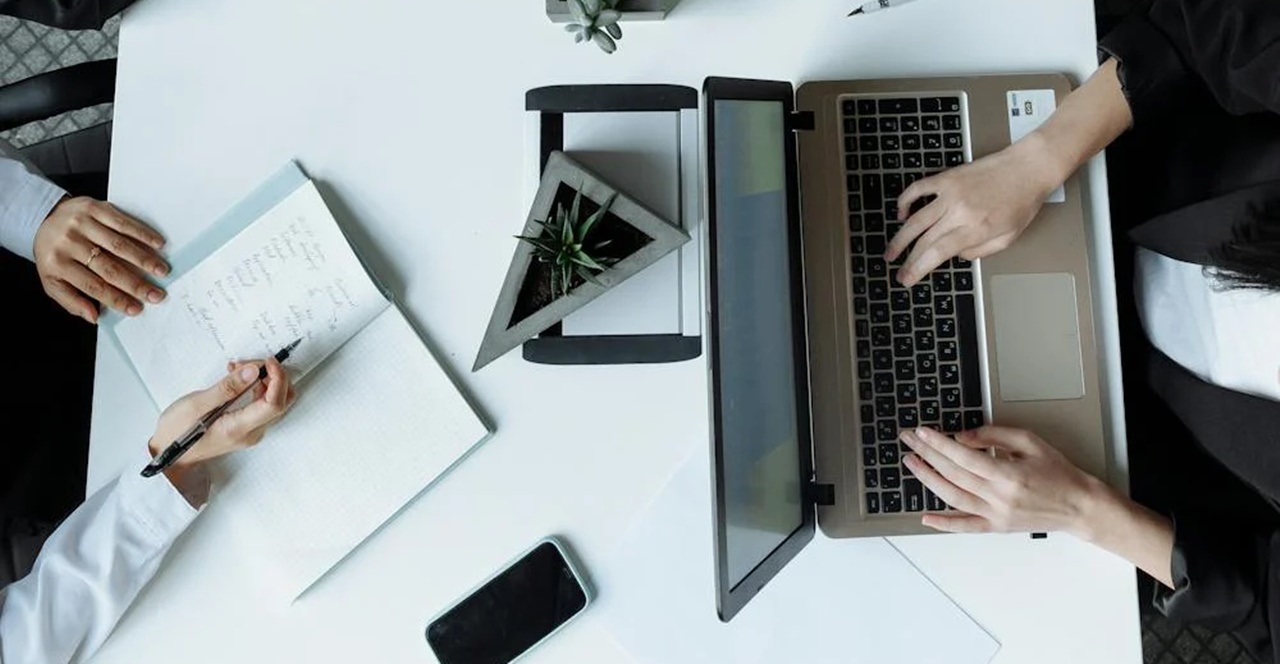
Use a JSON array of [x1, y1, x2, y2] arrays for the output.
[[0, 449, 200, 664], [0, 139, 66, 261]]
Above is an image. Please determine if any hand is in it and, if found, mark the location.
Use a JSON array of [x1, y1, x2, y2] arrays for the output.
[[33, 196, 170, 323], [899, 426, 1107, 535], [149, 358, 297, 482], [886, 138, 1061, 287]]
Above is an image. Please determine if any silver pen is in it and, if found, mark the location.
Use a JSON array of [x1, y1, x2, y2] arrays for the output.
[[848, 0, 919, 16]]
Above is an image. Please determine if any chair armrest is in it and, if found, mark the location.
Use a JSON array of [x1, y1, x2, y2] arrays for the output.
[[0, 59, 117, 133]]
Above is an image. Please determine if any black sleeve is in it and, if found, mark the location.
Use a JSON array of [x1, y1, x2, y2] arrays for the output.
[[1099, 0, 1280, 126], [0, 0, 135, 30]]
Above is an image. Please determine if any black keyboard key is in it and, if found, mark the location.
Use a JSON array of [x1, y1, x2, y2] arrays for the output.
[[915, 329, 935, 351], [873, 349, 893, 370], [883, 154, 901, 169], [935, 294, 954, 316], [941, 387, 961, 409], [904, 478, 924, 512], [844, 118, 858, 133], [871, 302, 890, 323], [904, 172, 924, 186], [955, 271, 974, 291], [943, 133, 963, 149], [913, 307, 934, 328], [921, 98, 941, 112], [937, 317, 957, 338], [923, 134, 942, 150], [868, 257, 887, 279], [881, 135, 900, 151], [922, 115, 941, 131], [879, 444, 900, 465], [940, 363, 960, 385], [911, 283, 932, 305], [896, 382, 917, 404], [886, 222, 902, 242], [901, 116, 920, 132], [926, 489, 946, 511], [861, 154, 881, 170], [945, 151, 965, 167], [867, 234, 886, 256], [903, 152, 923, 169], [951, 256, 972, 269], [942, 410, 963, 432], [882, 491, 903, 513], [879, 117, 899, 133], [891, 290, 911, 312], [903, 134, 921, 150], [895, 359, 915, 382], [852, 255, 866, 274], [918, 352, 937, 374], [849, 214, 863, 233], [919, 376, 939, 398], [859, 381, 873, 401], [872, 325, 891, 347], [877, 419, 897, 441], [865, 468, 879, 489], [924, 152, 944, 168], [892, 313, 912, 335], [845, 137, 858, 152], [863, 445, 878, 467], [874, 372, 893, 393], [859, 117, 878, 133], [859, 135, 878, 151], [864, 212, 885, 232], [852, 275, 867, 295], [881, 467, 902, 490], [848, 194, 863, 212], [956, 293, 982, 407], [843, 100, 857, 115], [920, 400, 940, 422], [879, 98, 919, 114], [866, 492, 881, 514], [847, 173, 861, 191], [856, 339, 870, 361], [884, 174, 903, 198], [850, 235, 865, 254], [876, 396, 896, 419], [884, 200, 899, 220], [932, 272, 952, 292], [846, 155, 859, 171], [898, 406, 919, 428], [858, 359, 872, 380], [893, 336, 914, 358], [938, 339, 958, 362], [862, 404, 876, 422], [943, 114, 962, 129], [965, 410, 985, 430], [941, 97, 961, 112], [869, 280, 889, 302], [857, 98, 877, 115]]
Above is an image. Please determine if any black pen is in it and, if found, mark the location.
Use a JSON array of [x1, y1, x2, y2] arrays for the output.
[[849, 0, 917, 16], [142, 338, 302, 478]]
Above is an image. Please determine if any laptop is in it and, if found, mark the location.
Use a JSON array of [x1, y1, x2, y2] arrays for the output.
[[703, 75, 1108, 621]]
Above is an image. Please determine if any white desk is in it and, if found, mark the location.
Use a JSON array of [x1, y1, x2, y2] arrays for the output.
[[88, 0, 1140, 662]]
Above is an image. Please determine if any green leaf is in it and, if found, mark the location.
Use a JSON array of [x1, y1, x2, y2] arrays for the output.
[[555, 203, 567, 229], [605, 22, 622, 39], [597, 9, 621, 24], [580, 192, 616, 239], [592, 31, 617, 53], [568, 0, 589, 23], [575, 265, 604, 287], [571, 251, 606, 271], [570, 188, 583, 229]]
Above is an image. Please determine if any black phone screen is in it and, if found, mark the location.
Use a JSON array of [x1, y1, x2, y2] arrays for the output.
[[426, 542, 588, 664]]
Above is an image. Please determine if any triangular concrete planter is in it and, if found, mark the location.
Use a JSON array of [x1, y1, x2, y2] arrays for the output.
[[473, 151, 690, 371]]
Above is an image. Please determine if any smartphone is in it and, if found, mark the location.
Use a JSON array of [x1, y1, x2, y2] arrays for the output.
[[425, 538, 592, 664]]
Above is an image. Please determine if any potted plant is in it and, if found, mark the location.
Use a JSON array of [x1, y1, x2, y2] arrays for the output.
[[548, 0, 680, 53], [473, 151, 689, 371]]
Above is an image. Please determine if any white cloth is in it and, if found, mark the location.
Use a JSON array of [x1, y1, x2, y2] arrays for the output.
[[1136, 247, 1280, 402], [0, 140, 66, 261], [0, 450, 198, 664]]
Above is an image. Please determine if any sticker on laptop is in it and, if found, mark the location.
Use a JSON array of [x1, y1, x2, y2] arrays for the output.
[[1007, 90, 1066, 204]]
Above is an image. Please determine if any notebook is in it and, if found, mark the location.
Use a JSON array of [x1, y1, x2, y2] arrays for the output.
[[105, 162, 493, 598]]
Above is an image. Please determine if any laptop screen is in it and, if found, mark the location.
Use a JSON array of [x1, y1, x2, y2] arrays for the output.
[[710, 99, 806, 589]]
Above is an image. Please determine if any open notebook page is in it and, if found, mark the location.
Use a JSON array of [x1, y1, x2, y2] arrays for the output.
[[113, 181, 388, 407], [213, 305, 493, 599]]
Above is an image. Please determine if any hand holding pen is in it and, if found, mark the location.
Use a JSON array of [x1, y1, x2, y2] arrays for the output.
[[143, 339, 301, 478]]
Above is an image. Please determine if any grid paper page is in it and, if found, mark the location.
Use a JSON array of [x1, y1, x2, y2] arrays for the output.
[[214, 306, 491, 599], [113, 181, 388, 407]]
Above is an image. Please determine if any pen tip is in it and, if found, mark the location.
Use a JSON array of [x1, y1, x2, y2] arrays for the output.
[[848, 7, 863, 15]]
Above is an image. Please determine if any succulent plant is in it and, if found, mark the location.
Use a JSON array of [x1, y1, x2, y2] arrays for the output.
[[517, 189, 619, 297], [565, 0, 624, 54]]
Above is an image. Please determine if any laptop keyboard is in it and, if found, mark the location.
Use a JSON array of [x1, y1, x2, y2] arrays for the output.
[[840, 94, 986, 516]]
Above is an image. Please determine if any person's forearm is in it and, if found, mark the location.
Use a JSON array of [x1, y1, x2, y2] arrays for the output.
[[1014, 59, 1134, 191], [1071, 478, 1175, 588]]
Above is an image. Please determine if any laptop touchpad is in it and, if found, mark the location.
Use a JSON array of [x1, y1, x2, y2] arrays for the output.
[[989, 273, 1086, 402]]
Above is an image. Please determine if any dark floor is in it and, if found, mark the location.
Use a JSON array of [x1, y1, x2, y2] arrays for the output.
[[0, 3, 1261, 664]]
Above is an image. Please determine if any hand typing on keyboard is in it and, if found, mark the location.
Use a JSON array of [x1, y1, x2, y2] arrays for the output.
[[886, 140, 1062, 287]]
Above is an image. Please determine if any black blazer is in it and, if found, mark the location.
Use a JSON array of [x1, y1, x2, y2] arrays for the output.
[[0, 0, 135, 30], [1101, 1, 1280, 660]]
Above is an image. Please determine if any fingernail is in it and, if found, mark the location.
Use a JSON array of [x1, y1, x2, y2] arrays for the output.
[[915, 427, 929, 438], [240, 366, 257, 381], [151, 238, 165, 249], [900, 430, 916, 445], [147, 290, 164, 303], [126, 304, 141, 315], [154, 265, 169, 277]]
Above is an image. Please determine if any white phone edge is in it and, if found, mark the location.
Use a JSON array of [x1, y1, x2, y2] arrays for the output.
[[424, 536, 594, 664]]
